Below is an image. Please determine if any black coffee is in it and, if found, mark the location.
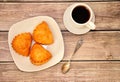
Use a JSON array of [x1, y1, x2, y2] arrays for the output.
[[72, 6, 90, 24]]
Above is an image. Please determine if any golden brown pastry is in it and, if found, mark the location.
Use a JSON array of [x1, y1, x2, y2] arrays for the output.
[[30, 43, 52, 66], [12, 33, 32, 56], [33, 21, 54, 45]]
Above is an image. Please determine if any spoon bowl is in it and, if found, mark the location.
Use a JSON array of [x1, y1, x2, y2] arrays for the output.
[[61, 61, 70, 74]]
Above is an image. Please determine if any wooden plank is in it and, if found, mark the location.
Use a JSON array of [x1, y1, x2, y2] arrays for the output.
[[0, 2, 120, 31], [0, 31, 120, 61], [0, 0, 118, 2], [0, 62, 120, 81], [63, 31, 120, 60], [0, 32, 12, 61]]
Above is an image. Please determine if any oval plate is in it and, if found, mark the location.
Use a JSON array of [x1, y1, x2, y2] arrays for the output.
[[8, 16, 64, 72]]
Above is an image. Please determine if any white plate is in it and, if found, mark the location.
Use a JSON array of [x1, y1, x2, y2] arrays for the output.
[[8, 16, 64, 72], [63, 5, 95, 34]]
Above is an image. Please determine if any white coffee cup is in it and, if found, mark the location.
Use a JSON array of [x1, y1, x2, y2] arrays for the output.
[[63, 3, 96, 34]]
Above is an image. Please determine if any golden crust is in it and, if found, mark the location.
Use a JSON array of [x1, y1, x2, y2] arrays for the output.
[[12, 33, 32, 56], [33, 21, 54, 45], [30, 43, 52, 66]]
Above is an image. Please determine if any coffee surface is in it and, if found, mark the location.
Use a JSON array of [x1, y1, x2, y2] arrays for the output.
[[72, 6, 90, 24]]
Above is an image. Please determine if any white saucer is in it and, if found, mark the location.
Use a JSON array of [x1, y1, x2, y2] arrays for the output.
[[63, 5, 95, 34]]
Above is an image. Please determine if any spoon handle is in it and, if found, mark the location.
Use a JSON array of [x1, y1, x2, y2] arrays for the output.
[[69, 39, 83, 60]]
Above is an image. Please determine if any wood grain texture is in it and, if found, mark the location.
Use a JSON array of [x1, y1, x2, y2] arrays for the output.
[[0, 0, 118, 2], [0, 2, 120, 31], [0, 62, 120, 82], [0, 31, 120, 61], [0, 32, 12, 61]]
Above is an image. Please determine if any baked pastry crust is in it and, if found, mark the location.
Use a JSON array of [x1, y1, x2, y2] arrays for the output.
[[30, 43, 52, 66], [12, 33, 32, 56], [33, 21, 54, 45]]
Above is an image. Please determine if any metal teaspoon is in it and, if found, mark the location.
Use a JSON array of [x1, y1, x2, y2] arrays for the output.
[[61, 39, 83, 74]]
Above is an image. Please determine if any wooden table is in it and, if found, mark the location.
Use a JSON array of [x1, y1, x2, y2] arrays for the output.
[[0, 0, 120, 81]]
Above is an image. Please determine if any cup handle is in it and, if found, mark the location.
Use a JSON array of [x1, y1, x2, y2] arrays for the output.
[[86, 22, 96, 30]]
